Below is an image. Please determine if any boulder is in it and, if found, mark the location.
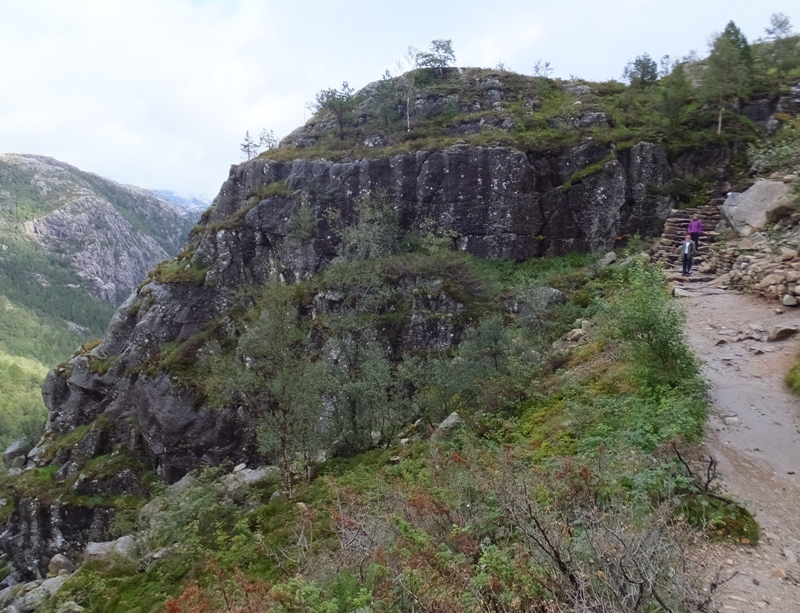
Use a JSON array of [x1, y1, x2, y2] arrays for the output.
[[433, 412, 464, 439], [83, 535, 137, 565], [47, 554, 75, 577], [566, 84, 593, 96], [783, 294, 798, 307], [722, 180, 793, 236], [56, 603, 85, 613], [767, 326, 798, 342], [597, 252, 617, 267], [2, 439, 32, 469], [40, 575, 68, 597], [221, 466, 281, 501], [0, 587, 13, 609], [17, 584, 49, 612], [756, 272, 787, 290], [578, 112, 608, 128]]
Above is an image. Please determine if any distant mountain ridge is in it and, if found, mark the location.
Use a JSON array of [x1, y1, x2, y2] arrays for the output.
[[0, 154, 194, 306], [152, 189, 210, 222]]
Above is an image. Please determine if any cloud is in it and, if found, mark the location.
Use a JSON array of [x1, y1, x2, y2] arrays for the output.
[[0, 0, 796, 198]]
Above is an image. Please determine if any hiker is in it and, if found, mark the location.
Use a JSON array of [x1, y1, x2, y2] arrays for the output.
[[678, 234, 697, 276], [687, 214, 703, 251]]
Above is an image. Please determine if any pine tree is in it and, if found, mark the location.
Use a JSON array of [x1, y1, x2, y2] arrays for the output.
[[703, 23, 752, 134], [239, 131, 258, 160], [657, 64, 691, 132], [623, 53, 658, 88], [310, 82, 357, 137]]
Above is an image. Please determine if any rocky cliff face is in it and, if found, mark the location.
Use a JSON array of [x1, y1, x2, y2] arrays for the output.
[[0, 141, 675, 578], [0, 154, 193, 305], [40, 141, 672, 473]]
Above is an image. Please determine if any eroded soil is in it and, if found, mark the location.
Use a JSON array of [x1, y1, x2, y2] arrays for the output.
[[681, 285, 800, 611]]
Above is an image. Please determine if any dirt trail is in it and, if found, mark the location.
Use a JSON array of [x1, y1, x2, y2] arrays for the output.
[[680, 284, 800, 610]]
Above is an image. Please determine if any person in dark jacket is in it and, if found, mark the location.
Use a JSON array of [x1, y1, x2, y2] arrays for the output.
[[687, 215, 703, 250], [678, 234, 697, 276]]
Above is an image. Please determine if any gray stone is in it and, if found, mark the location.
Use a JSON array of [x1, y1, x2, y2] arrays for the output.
[[17, 585, 48, 612], [83, 535, 137, 564], [597, 252, 617, 267], [269, 490, 286, 504], [722, 180, 793, 237], [2, 440, 32, 470], [55, 602, 85, 613], [783, 294, 798, 307], [221, 466, 281, 501], [578, 112, 608, 128], [566, 84, 593, 96], [0, 588, 13, 609], [767, 326, 798, 342], [40, 576, 67, 597], [566, 328, 585, 342], [434, 412, 464, 439], [47, 554, 75, 577]]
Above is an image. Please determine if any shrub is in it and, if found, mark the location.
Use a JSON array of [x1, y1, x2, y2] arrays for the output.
[[602, 260, 698, 388]]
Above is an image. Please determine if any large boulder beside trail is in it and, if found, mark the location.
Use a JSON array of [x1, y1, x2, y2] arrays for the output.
[[722, 180, 794, 237]]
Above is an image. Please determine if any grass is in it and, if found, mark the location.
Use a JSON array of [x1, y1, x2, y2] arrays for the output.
[[27, 255, 754, 612], [785, 356, 800, 395], [151, 259, 210, 285], [563, 151, 617, 190]]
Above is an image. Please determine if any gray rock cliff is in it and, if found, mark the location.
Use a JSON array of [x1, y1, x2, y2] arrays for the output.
[[40, 141, 672, 476], [1, 141, 674, 577]]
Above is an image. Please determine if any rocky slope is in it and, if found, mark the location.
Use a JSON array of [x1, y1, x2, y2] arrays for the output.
[[0, 154, 193, 305], [0, 135, 685, 579], [53, 141, 674, 467], [0, 156, 196, 560]]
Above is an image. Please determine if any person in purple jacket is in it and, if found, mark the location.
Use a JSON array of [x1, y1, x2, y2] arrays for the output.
[[687, 215, 703, 251]]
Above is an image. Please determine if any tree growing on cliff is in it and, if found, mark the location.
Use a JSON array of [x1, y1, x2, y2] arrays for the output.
[[240, 131, 258, 160], [259, 128, 278, 151], [336, 190, 401, 261], [322, 328, 394, 455], [623, 53, 658, 88], [657, 63, 692, 132], [416, 39, 456, 75], [373, 70, 399, 127], [209, 281, 324, 497], [310, 82, 357, 137], [762, 13, 798, 85], [703, 23, 753, 134]]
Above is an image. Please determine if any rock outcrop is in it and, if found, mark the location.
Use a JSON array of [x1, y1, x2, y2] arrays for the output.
[[36, 142, 673, 479], [1, 140, 675, 578], [722, 180, 794, 237]]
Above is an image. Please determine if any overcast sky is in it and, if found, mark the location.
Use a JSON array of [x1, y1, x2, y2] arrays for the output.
[[1, 1, 797, 199]]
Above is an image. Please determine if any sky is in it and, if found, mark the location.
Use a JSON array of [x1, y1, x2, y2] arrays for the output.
[[1, 1, 798, 200]]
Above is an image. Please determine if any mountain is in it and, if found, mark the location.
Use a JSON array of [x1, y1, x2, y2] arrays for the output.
[[0, 28, 798, 610], [0, 73, 694, 578], [151, 189, 210, 222], [0, 154, 194, 469], [1, 155, 194, 306]]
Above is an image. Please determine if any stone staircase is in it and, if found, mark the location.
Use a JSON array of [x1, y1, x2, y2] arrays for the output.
[[652, 200, 724, 278]]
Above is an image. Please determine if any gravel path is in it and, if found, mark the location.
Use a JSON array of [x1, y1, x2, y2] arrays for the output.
[[680, 284, 800, 611]]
